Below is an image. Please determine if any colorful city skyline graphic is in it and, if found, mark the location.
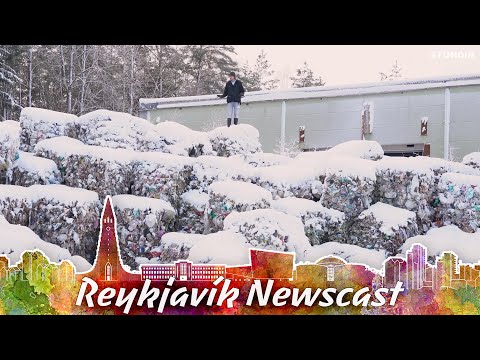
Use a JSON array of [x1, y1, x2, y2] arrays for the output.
[[1, 197, 480, 315]]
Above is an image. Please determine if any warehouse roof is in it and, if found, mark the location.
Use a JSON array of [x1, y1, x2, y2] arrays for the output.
[[139, 73, 480, 111]]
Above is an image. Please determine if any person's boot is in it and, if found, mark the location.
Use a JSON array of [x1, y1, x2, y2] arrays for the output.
[[227, 118, 232, 127], [234, 118, 238, 125]]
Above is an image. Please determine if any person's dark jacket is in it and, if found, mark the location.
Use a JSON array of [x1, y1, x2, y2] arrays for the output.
[[219, 80, 245, 104]]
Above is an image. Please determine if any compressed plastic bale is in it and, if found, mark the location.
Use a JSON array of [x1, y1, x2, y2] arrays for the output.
[[0, 120, 20, 184], [231, 152, 292, 167], [348, 202, 419, 256], [206, 180, 273, 233], [438, 172, 480, 233], [208, 124, 262, 157], [28, 185, 101, 263], [320, 158, 377, 218], [0, 185, 32, 226], [223, 208, 312, 261], [177, 190, 209, 234], [462, 152, 480, 170], [8, 151, 62, 186], [272, 197, 346, 245], [131, 152, 193, 208], [150, 232, 206, 264], [112, 194, 176, 270], [19, 107, 77, 152], [328, 140, 384, 161], [255, 164, 323, 200]]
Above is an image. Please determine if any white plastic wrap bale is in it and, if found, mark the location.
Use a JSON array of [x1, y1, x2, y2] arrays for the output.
[[223, 208, 312, 261], [131, 152, 193, 208], [150, 232, 206, 264], [141, 121, 215, 157], [231, 152, 292, 167], [177, 190, 209, 234], [328, 140, 384, 161], [462, 152, 480, 170], [293, 151, 349, 182], [320, 158, 377, 218], [208, 124, 262, 157], [206, 180, 272, 233], [0, 120, 20, 184], [0, 185, 32, 226], [28, 185, 101, 263], [374, 157, 434, 227], [75, 109, 154, 150], [437, 172, 480, 233], [255, 164, 323, 200], [19, 107, 77, 152], [0, 215, 91, 272], [112, 195, 176, 270], [272, 197, 346, 245], [348, 202, 419, 256], [8, 151, 62, 186], [187, 155, 255, 193]]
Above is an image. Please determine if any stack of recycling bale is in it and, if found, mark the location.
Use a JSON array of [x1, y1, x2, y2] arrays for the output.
[[327, 140, 384, 161], [438, 172, 480, 233], [223, 208, 312, 260], [8, 151, 62, 186], [112, 194, 176, 270], [19, 107, 77, 152], [0, 185, 32, 226], [462, 152, 480, 170], [208, 124, 262, 157], [206, 180, 272, 233], [348, 202, 419, 256], [0, 120, 20, 184], [28, 185, 101, 263], [272, 197, 346, 245], [150, 232, 206, 264], [177, 190, 209, 234], [231, 152, 292, 167]]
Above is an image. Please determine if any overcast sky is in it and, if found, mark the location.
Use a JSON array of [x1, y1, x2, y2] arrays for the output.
[[234, 45, 480, 88]]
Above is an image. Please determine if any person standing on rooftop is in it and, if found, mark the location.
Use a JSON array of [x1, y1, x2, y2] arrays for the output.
[[217, 71, 245, 127]]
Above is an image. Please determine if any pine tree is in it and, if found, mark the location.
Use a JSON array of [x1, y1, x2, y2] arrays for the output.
[[380, 60, 402, 81], [290, 61, 325, 88], [240, 50, 279, 91], [0, 46, 22, 120]]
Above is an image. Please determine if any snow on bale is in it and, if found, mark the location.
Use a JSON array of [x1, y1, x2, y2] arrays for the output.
[[177, 190, 209, 234], [231, 152, 292, 167], [0, 120, 20, 184], [255, 164, 323, 200], [28, 185, 101, 263], [150, 232, 206, 264], [348, 202, 419, 256], [328, 140, 384, 161], [272, 197, 346, 245], [112, 195, 176, 270], [0, 185, 32, 226], [141, 121, 214, 157], [208, 124, 262, 157], [305, 242, 387, 270], [0, 215, 91, 272], [206, 180, 272, 233], [462, 152, 480, 170], [8, 151, 62, 186], [320, 157, 377, 218], [437, 172, 480, 233], [19, 107, 77, 152], [223, 208, 312, 260]]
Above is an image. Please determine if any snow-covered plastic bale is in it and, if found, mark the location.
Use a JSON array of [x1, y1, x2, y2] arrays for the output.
[[255, 164, 323, 200], [348, 202, 419, 256], [112, 194, 176, 270], [131, 152, 193, 208], [0, 185, 32, 226], [462, 152, 480, 170], [207, 180, 272, 233], [0, 120, 20, 183], [328, 140, 384, 161], [177, 190, 209, 234], [231, 152, 292, 167], [272, 197, 346, 245], [8, 151, 62, 186], [438, 172, 480, 233], [0, 215, 91, 272], [208, 124, 262, 157], [19, 107, 77, 152], [306, 242, 387, 270], [223, 208, 312, 260], [29, 185, 101, 263], [141, 121, 214, 157], [75, 109, 154, 150], [320, 158, 377, 218], [374, 157, 434, 226], [151, 232, 206, 264]]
